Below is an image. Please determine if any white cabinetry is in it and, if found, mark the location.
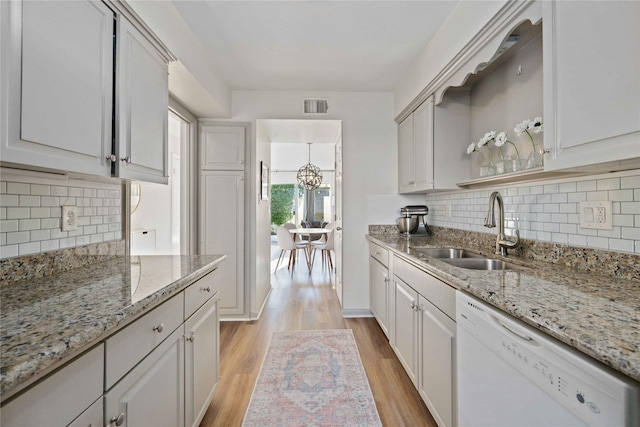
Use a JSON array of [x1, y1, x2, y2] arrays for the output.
[[115, 17, 169, 183], [419, 295, 456, 427], [393, 277, 419, 386], [543, 0, 640, 171], [369, 242, 390, 338], [398, 97, 434, 193], [104, 326, 185, 427], [392, 255, 457, 427], [1, 345, 104, 427], [185, 295, 219, 427], [0, 0, 113, 177], [199, 122, 248, 319], [200, 125, 246, 170]]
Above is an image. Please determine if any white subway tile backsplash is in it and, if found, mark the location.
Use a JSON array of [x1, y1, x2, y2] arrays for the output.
[[424, 171, 640, 254], [0, 176, 122, 258]]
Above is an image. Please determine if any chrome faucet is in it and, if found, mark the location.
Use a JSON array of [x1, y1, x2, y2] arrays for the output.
[[484, 191, 520, 256]]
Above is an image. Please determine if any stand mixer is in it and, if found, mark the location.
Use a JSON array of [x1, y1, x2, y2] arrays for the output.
[[397, 205, 429, 235]]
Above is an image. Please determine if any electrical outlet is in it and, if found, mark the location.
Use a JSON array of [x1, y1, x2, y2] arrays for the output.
[[62, 206, 78, 231], [579, 201, 612, 230]]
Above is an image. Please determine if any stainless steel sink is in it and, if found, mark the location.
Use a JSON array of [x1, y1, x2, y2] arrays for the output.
[[410, 248, 483, 259], [439, 258, 524, 270]]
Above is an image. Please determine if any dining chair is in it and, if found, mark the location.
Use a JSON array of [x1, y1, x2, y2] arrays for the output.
[[311, 229, 334, 269], [282, 223, 300, 242], [275, 225, 308, 270]]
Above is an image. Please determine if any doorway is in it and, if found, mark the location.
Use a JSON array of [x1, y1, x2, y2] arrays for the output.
[[130, 102, 197, 255], [259, 119, 343, 303]]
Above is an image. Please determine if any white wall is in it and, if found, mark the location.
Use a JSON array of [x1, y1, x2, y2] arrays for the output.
[[394, 0, 508, 117], [232, 90, 410, 314]]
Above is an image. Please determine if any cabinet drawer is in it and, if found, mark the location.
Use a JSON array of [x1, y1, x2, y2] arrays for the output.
[[1, 344, 103, 427], [369, 242, 389, 267], [185, 269, 219, 320], [394, 256, 455, 320], [105, 294, 184, 389]]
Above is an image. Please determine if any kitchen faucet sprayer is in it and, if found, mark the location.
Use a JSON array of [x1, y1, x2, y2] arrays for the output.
[[485, 191, 520, 256]]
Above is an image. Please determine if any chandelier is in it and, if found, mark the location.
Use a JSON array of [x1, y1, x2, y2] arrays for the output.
[[297, 143, 322, 190]]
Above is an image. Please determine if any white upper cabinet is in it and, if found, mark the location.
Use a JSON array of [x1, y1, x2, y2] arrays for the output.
[[115, 16, 169, 184], [543, 0, 640, 171], [398, 97, 434, 193], [200, 125, 246, 170], [0, 0, 114, 177]]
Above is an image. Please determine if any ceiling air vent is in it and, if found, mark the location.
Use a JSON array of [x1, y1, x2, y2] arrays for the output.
[[303, 99, 329, 115]]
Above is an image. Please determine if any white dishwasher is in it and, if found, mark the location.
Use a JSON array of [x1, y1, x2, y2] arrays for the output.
[[456, 291, 640, 427]]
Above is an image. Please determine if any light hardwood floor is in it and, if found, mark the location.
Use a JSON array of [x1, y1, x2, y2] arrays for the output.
[[200, 253, 437, 427]]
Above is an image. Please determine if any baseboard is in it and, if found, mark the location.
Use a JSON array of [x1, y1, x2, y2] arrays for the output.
[[250, 287, 273, 320], [342, 309, 374, 318]]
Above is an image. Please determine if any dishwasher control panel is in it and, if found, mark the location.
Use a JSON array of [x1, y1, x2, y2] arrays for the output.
[[457, 291, 640, 426]]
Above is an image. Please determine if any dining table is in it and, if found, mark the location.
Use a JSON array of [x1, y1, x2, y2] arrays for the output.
[[288, 228, 332, 273]]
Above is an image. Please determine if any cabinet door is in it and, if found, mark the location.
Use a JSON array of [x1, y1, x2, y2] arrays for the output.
[[0, 0, 113, 176], [419, 296, 456, 427], [370, 257, 389, 337], [393, 277, 419, 386], [543, 1, 640, 171], [200, 170, 245, 317], [412, 97, 434, 191], [398, 114, 414, 193], [116, 17, 169, 183], [200, 124, 246, 170], [185, 295, 219, 427], [105, 326, 185, 427]]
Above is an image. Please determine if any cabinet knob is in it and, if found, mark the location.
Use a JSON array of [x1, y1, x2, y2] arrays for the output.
[[543, 149, 550, 154], [410, 302, 417, 311], [106, 154, 117, 163], [121, 157, 131, 164], [110, 413, 125, 426], [202, 286, 211, 292], [186, 333, 195, 343], [152, 323, 164, 333], [383, 277, 390, 283]]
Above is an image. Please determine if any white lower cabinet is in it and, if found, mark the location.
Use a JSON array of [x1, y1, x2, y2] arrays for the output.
[[68, 397, 103, 427], [393, 277, 419, 386], [390, 254, 457, 427], [105, 326, 185, 427], [370, 257, 390, 337], [0, 344, 104, 427], [419, 296, 456, 427], [185, 295, 220, 427]]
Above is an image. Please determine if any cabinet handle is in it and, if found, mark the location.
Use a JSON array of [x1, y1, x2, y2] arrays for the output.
[[121, 157, 131, 164], [186, 333, 195, 343], [110, 413, 125, 426], [152, 323, 164, 333], [410, 302, 417, 311], [106, 154, 117, 163], [543, 149, 550, 154], [202, 286, 211, 292], [383, 277, 389, 283]]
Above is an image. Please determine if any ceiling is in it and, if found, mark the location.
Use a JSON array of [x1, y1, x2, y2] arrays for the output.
[[170, 0, 458, 92]]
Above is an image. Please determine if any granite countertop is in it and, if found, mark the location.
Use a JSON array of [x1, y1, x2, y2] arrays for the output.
[[367, 233, 640, 383], [0, 254, 226, 400]]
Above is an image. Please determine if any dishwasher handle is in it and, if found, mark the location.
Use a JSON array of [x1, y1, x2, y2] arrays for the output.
[[488, 313, 543, 348]]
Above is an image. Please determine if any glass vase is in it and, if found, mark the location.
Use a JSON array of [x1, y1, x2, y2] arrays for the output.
[[495, 159, 506, 175], [507, 157, 524, 173], [480, 163, 496, 177], [526, 145, 544, 169]]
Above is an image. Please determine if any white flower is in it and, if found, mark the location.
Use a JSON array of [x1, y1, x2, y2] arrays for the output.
[[466, 142, 476, 155], [477, 137, 488, 147], [528, 117, 544, 134], [514, 120, 529, 135], [495, 132, 507, 147]]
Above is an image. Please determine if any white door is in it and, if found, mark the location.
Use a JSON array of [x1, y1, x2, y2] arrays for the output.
[[200, 170, 245, 316], [333, 126, 343, 305], [200, 125, 245, 170]]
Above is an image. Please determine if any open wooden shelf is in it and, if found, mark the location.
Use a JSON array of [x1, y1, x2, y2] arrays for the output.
[[456, 167, 585, 188]]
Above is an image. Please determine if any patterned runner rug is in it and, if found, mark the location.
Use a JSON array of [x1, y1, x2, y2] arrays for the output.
[[242, 329, 382, 427]]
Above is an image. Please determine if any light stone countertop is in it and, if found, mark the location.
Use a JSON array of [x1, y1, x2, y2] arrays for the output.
[[367, 233, 640, 384], [0, 254, 226, 400]]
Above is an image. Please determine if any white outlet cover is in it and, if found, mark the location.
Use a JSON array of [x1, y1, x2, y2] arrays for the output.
[[579, 201, 612, 230], [62, 205, 78, 231]]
